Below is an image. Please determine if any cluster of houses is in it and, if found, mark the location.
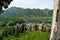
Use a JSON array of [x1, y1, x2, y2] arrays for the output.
[[7, 21, 51, 32], [12, 21, 52, 32]]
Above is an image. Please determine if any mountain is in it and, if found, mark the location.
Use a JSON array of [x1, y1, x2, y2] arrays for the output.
[[0, 7, 53, 20]]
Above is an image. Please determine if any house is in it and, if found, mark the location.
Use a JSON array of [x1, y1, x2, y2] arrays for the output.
[[22, 21, 32, 31], [38, 24, 43, 31], [45, 24, 51, 32]]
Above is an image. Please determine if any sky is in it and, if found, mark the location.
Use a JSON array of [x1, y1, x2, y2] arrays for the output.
[[8, 0, 53, 9]]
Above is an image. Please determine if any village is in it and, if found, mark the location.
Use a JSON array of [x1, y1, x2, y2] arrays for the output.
[[0, 0, 53, 40], [7, 21, 51, 33]]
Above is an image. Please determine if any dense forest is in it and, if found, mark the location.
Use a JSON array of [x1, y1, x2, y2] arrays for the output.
[[0, 7, 53, 40], [1, 7, 53, 17], [0, 7, 53, 23]]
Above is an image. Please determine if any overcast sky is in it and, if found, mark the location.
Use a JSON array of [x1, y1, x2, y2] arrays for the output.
[[8, 0, 53, 9]]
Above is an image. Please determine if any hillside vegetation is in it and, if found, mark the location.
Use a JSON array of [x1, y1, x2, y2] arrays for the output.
[[0, 7, 53, 23], [3, 31, 50, 40], [0, 7, 53, 40]]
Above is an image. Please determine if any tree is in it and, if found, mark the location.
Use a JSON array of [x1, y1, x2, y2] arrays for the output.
[[14, 26, 20, 37], [11, 26, 15, 35], [7, 26, 15, 35], [34, 24, 38, 31], [20, 24, 25, 33], [0, 35, 3, 40], [0, 0, 13, 13], [2, 27, 8, 37]]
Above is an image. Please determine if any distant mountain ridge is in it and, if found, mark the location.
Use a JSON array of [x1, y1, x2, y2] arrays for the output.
[[0, 7, 53, 18]]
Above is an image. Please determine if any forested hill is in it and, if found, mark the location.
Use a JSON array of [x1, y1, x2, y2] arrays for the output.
[[0, 7, 53, 18]]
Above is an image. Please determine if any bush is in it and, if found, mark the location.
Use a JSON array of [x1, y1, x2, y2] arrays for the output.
[[3, 31, 50, 40], [0, 35, 3, 40], [19, 31, 50, 40]]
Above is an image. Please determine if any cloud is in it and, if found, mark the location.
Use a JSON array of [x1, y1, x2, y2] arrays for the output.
[[8, 0, 53, 9]]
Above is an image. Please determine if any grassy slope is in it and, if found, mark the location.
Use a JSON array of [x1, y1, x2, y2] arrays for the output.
[[3, 31, 50, 40]]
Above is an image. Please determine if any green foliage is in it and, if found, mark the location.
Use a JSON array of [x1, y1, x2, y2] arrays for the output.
[[0, 7, 53, 21], [34, 25, 38, 31], [0, 7, 52, 40], [7, 21, 15, 26], [3, 31, 50, 40], [0, 0, 13, 12], [0, 35, 3, 40], [19, 31, 50, 40], [0, 7, 53, 24], [0, 22, 50, 40], [2, 27, 8, 37], [14, 26, 20, 37]]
